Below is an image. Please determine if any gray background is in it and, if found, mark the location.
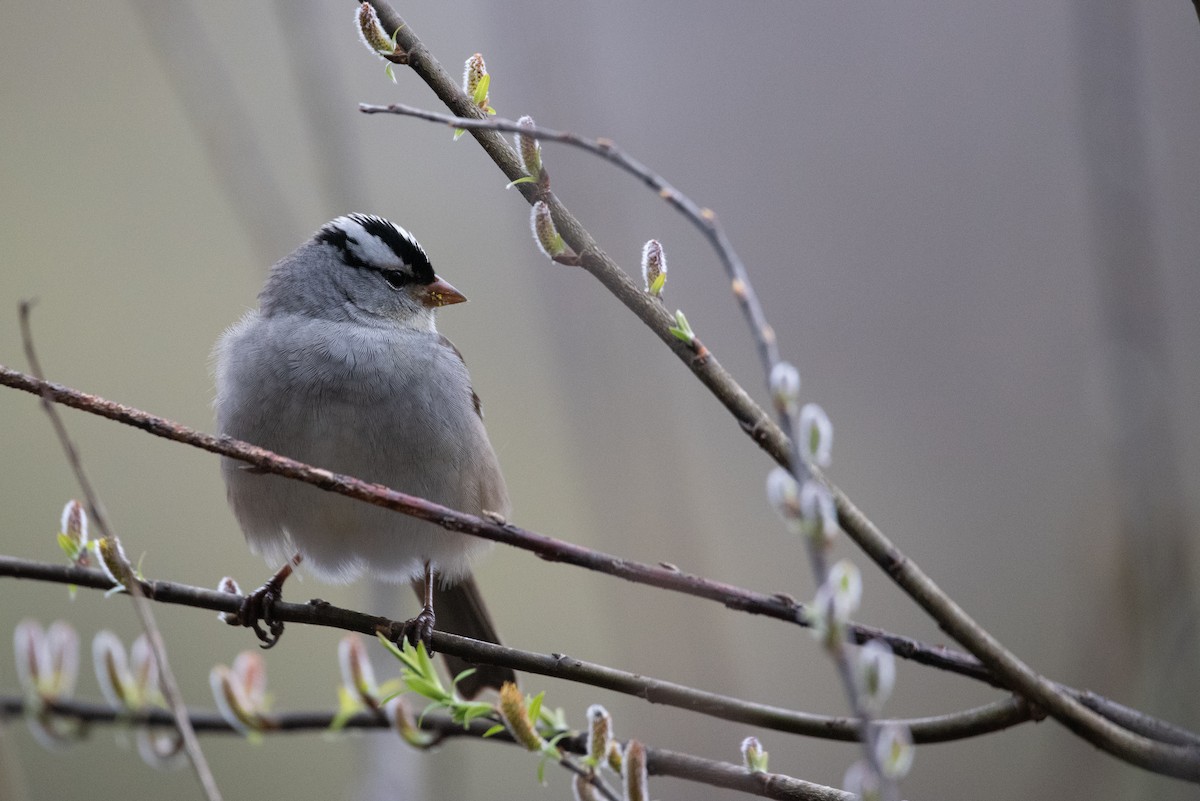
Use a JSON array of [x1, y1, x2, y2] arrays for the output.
[[1, 2, 1198, 799]]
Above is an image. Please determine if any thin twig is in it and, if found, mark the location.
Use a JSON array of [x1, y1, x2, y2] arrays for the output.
[[16, 309, 224, 801], [356, 5, 1200, 782], [0, 696, 850, 801], [0, 554, 1034, 745]]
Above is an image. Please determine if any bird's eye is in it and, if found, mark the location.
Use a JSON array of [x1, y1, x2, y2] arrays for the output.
[[380, 269, 410, 289]]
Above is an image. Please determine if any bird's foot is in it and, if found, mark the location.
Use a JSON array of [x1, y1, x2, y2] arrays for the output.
[[398, 605, 436, 654], [231, 555, 301, 649]]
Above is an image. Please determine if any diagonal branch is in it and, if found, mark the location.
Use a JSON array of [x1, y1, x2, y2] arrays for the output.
[[357, 3, 1200, 782], [17, 306, 223, 801]]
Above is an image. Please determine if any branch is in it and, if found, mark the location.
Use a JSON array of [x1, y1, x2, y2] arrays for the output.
[[18, 305, 223, 801], [357, 4, 1200, 782], [0, 365, 985, 682], [0, 696, 853, 801], [0, 554, 1031, 745]]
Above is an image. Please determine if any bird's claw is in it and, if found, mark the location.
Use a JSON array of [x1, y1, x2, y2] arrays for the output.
[[229, 557, 300, 649], [236, 582, 284, 648], [399, 606, 436, 654]]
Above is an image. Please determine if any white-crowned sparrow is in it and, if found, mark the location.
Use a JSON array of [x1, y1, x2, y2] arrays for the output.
[[213, 214, 514, 695]]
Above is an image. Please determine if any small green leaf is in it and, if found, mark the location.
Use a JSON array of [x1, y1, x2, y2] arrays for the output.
[[472, 73, 491, 106], [526, 691, 546, 725], [451, 667, 478, 689], [453, 128, 466, 141], [650, 273, 666, 296], [483, 723, 506, 738], [385, 63, 396, 83], [505, 176, 537, 189], [57, 532, 77, 560]]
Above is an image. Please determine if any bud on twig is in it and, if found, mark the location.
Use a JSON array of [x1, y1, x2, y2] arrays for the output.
[[874, 722, 915, 780], [210, 652, 271, 735], [622, 739, 649, 801], [766, 467, 802, 533], [769, 362, 801, 416], [799, 403, 833, 468], [857, 640, 896, 713], [531, 201, 572, 262], [58, 500, 89, 564], [498, 681, 545, 751], [387, 696, 439, 748], [573, 773, 600, 801], [586, 704, 613, 766], [338, 635, 380, 710], [741, 735, 769, 773], [641, 240, 667, 297], [215, 576, 242, 625], [799, 480, 839, 546], [463, 53, 494, 114], [515, 115, 542, 179]]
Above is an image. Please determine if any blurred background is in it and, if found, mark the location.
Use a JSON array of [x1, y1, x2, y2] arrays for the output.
[[2, 1, 1198, 799]]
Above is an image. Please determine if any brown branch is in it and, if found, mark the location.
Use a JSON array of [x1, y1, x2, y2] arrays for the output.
[[357, 4, 1200, 783], [0, 365, 985, 682], [0, 554, 1032, 745], [17, 305, 224, 801], [0, 696, 852, 801]]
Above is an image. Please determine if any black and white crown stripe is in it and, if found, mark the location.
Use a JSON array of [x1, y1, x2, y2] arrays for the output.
[[315, 214, 436, 285]]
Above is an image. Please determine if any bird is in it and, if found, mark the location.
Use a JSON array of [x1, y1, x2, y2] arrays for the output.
[[213, 213, 515, 696]]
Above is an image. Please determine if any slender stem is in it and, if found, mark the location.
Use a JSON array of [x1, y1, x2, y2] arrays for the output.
[[0, 696, 850, 801], [16, 307, 224, 801], [0, 554, 1029, 744]]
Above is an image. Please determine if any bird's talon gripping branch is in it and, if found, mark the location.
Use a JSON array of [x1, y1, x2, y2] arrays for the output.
[[233, 555, 301, 649], [400, 605, 437, 653]]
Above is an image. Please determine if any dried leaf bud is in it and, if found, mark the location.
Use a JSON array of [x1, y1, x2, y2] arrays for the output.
[[857, 640, 896, 713], [622, 739, 649, 801], [641, 240, 667, 297], [799, 403, 833, 468], [586, 704, 612, 764], [874, 722, 914, 780], [216, 576, 242, 625], [338, 635, 380, 709], [356, 2, 394, 58], [740, 735, 769, 773], [766, 467, 802, 533], [498, 681, 544, 751], [769, 362, 801, 415], [515, 115, 542, 178], [799, 480, 839, 546], [531, 201, 565, 259]]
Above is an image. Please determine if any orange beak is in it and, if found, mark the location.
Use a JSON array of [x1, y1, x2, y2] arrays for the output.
[[420, 276, 467, 307]]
